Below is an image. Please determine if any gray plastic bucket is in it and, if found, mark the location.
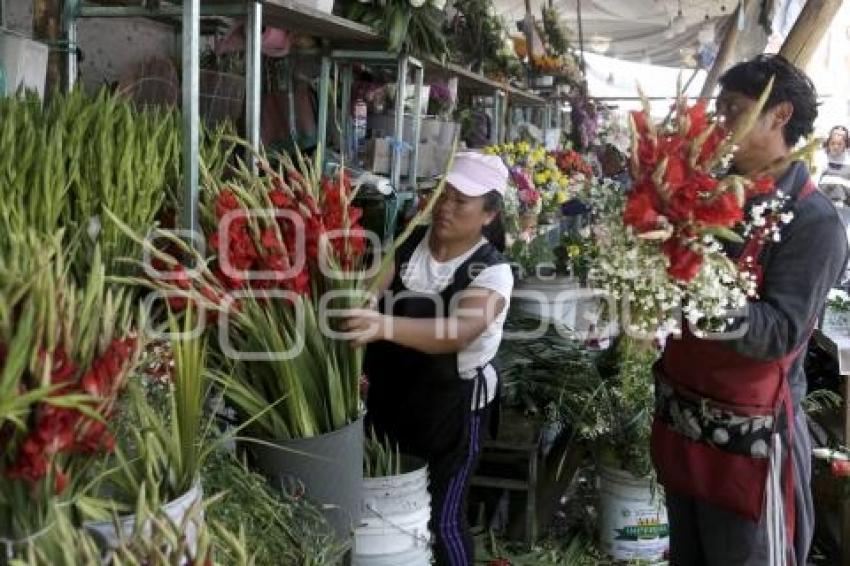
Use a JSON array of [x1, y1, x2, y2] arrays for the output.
[[249, 416, 364, 538]]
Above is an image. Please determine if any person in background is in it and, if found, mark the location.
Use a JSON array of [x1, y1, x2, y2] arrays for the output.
[[816, 125, 850, 205], [597, 143, 631, 190], [652, 54, 849, 565], [340, 152, 514, 566]]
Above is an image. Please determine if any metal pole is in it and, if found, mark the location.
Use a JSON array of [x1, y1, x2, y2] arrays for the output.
[[181, 0, 200, 237], [64, 0, 79, 91], [316, 54, 331, 175], [285, 59, 298, 141], [409, 61, 423, 189], [392, 54, 408, 191], [341, 63, 353, 163], [577, 0, 586, 75], [245, 0, 262, 169], [1, 0, 6, 28]]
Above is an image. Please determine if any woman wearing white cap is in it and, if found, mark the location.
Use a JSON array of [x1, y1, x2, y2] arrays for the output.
[[342, 152, 514, 565]]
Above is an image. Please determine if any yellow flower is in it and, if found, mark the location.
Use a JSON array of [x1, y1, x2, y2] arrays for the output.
[[546, 155, 557, 167], [505, 156, 516, 167], [568, 245, 582, 258], [484, 146, 498, 155], [516, 141, 530, 154], [555, 190, 569, 204], [558, 176, 570, 189], [534, 172, 550, 186]]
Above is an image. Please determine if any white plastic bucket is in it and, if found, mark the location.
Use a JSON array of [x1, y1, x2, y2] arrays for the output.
[[597, 466, 669, 562], [512, 277, 609, 336], [355, 507, 431, 556], [85, 481, 203, 556], [352, 543, 432, 566], [354, 458, 431, 564]]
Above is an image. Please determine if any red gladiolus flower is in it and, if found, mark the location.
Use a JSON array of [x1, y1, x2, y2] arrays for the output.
[[662, 239, 703, 282], [749, 176, 775, 197], [694, 191, 743, 227], [215, 190, 240, 220], [289, 269, 310, 295], [686, 100, 709, 138], [623, 190, 662, 232], [261, 227, 285, 251], [54, 468, 68, 494], [631, 110, 650, 137], [268, 189, 292, 209]]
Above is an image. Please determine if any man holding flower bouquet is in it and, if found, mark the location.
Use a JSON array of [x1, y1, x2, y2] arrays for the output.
[[652, 55, 849, 565]]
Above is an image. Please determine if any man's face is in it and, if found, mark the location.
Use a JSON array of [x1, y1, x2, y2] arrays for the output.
[[715, 89, 792, 174]]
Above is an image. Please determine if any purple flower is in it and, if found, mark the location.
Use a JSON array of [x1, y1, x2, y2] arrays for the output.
[[429, 83, 452, 105]]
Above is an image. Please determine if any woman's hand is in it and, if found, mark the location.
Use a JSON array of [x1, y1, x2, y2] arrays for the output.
[[338, 309, 388, 347]]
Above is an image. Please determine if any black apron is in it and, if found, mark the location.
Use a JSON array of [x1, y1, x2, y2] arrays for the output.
[[364, 226, 505, 461]]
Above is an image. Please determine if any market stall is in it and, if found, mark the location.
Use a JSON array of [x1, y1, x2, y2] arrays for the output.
[[1, 0, 848, 564]]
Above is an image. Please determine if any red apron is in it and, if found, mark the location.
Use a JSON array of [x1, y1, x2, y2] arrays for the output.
[[651, 181, 816, 549]]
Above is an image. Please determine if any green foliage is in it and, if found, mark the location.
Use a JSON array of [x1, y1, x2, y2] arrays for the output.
[[541, 8, 572, 57], [203, 450, 348, 566], [567, 336, 658, 478], [497, 314, 599, 421], [0, 89, 233, 281], [448, 0, 519, 77], [342, 0, 448, 57], [364, 428, 402, 478], [508, 233, 557, 279]]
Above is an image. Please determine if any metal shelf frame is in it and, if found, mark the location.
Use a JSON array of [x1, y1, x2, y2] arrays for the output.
[[64, 0, 262, 238], [61, 0, 547, 235], [319, 50, 424, 191]]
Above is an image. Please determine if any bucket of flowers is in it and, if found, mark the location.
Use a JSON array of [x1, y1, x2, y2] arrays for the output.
[[0, 234, 142, 560]]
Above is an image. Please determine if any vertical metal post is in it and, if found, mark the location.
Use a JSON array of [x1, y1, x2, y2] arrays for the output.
[[409, 61, 423, 189], [245, 0, 262, 170], [392, 55, 408, 191], [64, 0, 79, 91], [181, 0, 200, 237], [316, 54, 331, 175], [577, 0, 587, 75], [1, 0, 6, 29], [491, 91, 504, 145], [341, 63, 353, 163], [285, 58, 298, 141]]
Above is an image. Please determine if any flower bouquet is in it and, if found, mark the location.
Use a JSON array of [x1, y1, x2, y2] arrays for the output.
[[589, 81, 791, 336]]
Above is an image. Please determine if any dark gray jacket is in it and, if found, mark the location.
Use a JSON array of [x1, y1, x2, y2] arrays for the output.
[[727, 161, 849, 404]]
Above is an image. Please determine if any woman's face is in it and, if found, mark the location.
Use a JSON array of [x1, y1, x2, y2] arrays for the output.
[[432, 185, 495, 242], [828, 132, 847, 156]]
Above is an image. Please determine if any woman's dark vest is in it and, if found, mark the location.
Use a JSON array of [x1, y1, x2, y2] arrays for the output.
[[363, 227, 506, 460]]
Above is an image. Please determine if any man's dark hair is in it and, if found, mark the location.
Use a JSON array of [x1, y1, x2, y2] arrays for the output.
[[719, 54, 818, 147]]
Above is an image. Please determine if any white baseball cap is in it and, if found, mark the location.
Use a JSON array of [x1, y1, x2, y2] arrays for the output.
[[444, 152, 509, 197]]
